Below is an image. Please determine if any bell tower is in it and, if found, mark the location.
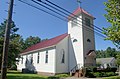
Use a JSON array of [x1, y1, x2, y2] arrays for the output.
[[68, 7, 96, 70]]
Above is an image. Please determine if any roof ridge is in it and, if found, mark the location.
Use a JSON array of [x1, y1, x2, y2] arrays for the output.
[[21, 33, 68, 54], [68, 7, 95, 20]]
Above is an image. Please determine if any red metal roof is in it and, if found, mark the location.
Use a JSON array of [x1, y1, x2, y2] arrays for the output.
[[68, 7, 95, 20], [21, 33, 68, 54]]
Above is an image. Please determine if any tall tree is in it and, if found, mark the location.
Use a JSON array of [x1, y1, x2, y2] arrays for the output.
[[96, 47, 118, 58], [105, 47, 117, 58], [116, 53, 120, 66], [103, 0, 120, 49], [0, 20, 23, 68], [96, 50, 105, 58], [24, 36, 41, 50]]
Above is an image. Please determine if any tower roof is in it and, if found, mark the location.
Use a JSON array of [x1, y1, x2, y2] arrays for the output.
[[68, 7, 95, 20]]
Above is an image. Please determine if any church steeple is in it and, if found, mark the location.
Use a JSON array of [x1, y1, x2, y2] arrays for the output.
[[68, 5, 96, 68]]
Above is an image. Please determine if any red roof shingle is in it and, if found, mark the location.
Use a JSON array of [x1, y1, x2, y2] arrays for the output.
[[21, 33, 68, 54], [68, 7, 95, 20]]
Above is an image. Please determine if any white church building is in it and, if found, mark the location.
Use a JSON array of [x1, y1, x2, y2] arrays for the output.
[[17, 7, 96, 75]]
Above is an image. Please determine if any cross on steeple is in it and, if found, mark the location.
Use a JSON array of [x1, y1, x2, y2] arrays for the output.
[[77, 0, 82, 8]]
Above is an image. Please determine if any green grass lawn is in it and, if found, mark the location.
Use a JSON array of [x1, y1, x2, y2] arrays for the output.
[[2, 70, 119, 79], [103, 76, 120, 79], [7, 70, 69, 79], [7, 71, 47, 79]]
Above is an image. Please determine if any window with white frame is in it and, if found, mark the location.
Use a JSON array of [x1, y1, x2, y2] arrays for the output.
[[30, 54, 33, 64], [45, 51, 48, 63], [25, 55, 28, 64], [37, 52, 40, 64], [21, 56, 23, 64], [61, 49, 65, 63]]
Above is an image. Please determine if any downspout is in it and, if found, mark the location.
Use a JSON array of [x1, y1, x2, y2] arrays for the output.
[[54, 46, 57, 75]]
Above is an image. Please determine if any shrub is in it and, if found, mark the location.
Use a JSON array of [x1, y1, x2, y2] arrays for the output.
[[93, 67, 97, 72], [86, 68, 92, 72], [87, 66, 97, 72], [111, 68, 117, 73], [9, 64, 17, 70], [106, 72, 115, 76], [103, 76, 120, 79], [101, 72, 108, 77], [93, 72, 102, 77], [93, 72, 116, 77], [85, 72, 95, 78], [85, 66, 117, 78]]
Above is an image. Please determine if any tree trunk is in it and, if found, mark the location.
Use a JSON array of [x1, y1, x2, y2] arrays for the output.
[[119, 65, 120, 76]]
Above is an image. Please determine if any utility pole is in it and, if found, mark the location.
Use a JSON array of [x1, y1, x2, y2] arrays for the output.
[[1, 0, 14, 79]]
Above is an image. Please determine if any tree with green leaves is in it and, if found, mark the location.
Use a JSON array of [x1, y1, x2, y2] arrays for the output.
[[96, 47, 118, 58], [105, 47, 117, 58], [96, 50, 105, 58], [116, 53, 120, 66], [0, 20, 23, 68], [23, 36, 41, 50], [103, 0, 120, 49]]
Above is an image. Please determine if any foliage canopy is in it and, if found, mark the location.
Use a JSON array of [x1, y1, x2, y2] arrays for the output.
[[103, 0, 120, 49]]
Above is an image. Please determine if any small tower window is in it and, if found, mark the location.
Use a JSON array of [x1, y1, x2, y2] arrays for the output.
[[87, 39, 91, 42], [73, 39, 77, 42], [85, 18, 90, 27], [71, 18, 77, 27]]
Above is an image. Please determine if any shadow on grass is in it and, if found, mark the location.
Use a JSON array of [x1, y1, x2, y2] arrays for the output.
[[7, 75, 62, 79], [7, 71, 67, 79], [48, 76, 61, 79], [7, 71, 62, 79], [7, 75, 46, 79], [7, 71, 22, 74], [7, 71, 46, 79]]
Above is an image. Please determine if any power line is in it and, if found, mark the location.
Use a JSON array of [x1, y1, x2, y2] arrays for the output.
[[18, 0, 67, 22], [36, 0, 103, 34], [33, 0, 105, 37], [32, 0, 67, 18], [44, 0, 103, 32], [37, 0, 69, 17]]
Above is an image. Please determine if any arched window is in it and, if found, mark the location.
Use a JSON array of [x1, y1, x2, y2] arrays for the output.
[[87, 39, 91, 42], [37, 52, 40, 64], [25, 55, 28, 64], [73, 39, 77, 42], [21, 56, 23, 64], [45, 51, 48, 63], [30, 54, 33, 64], [61, 49, 65, 63]]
